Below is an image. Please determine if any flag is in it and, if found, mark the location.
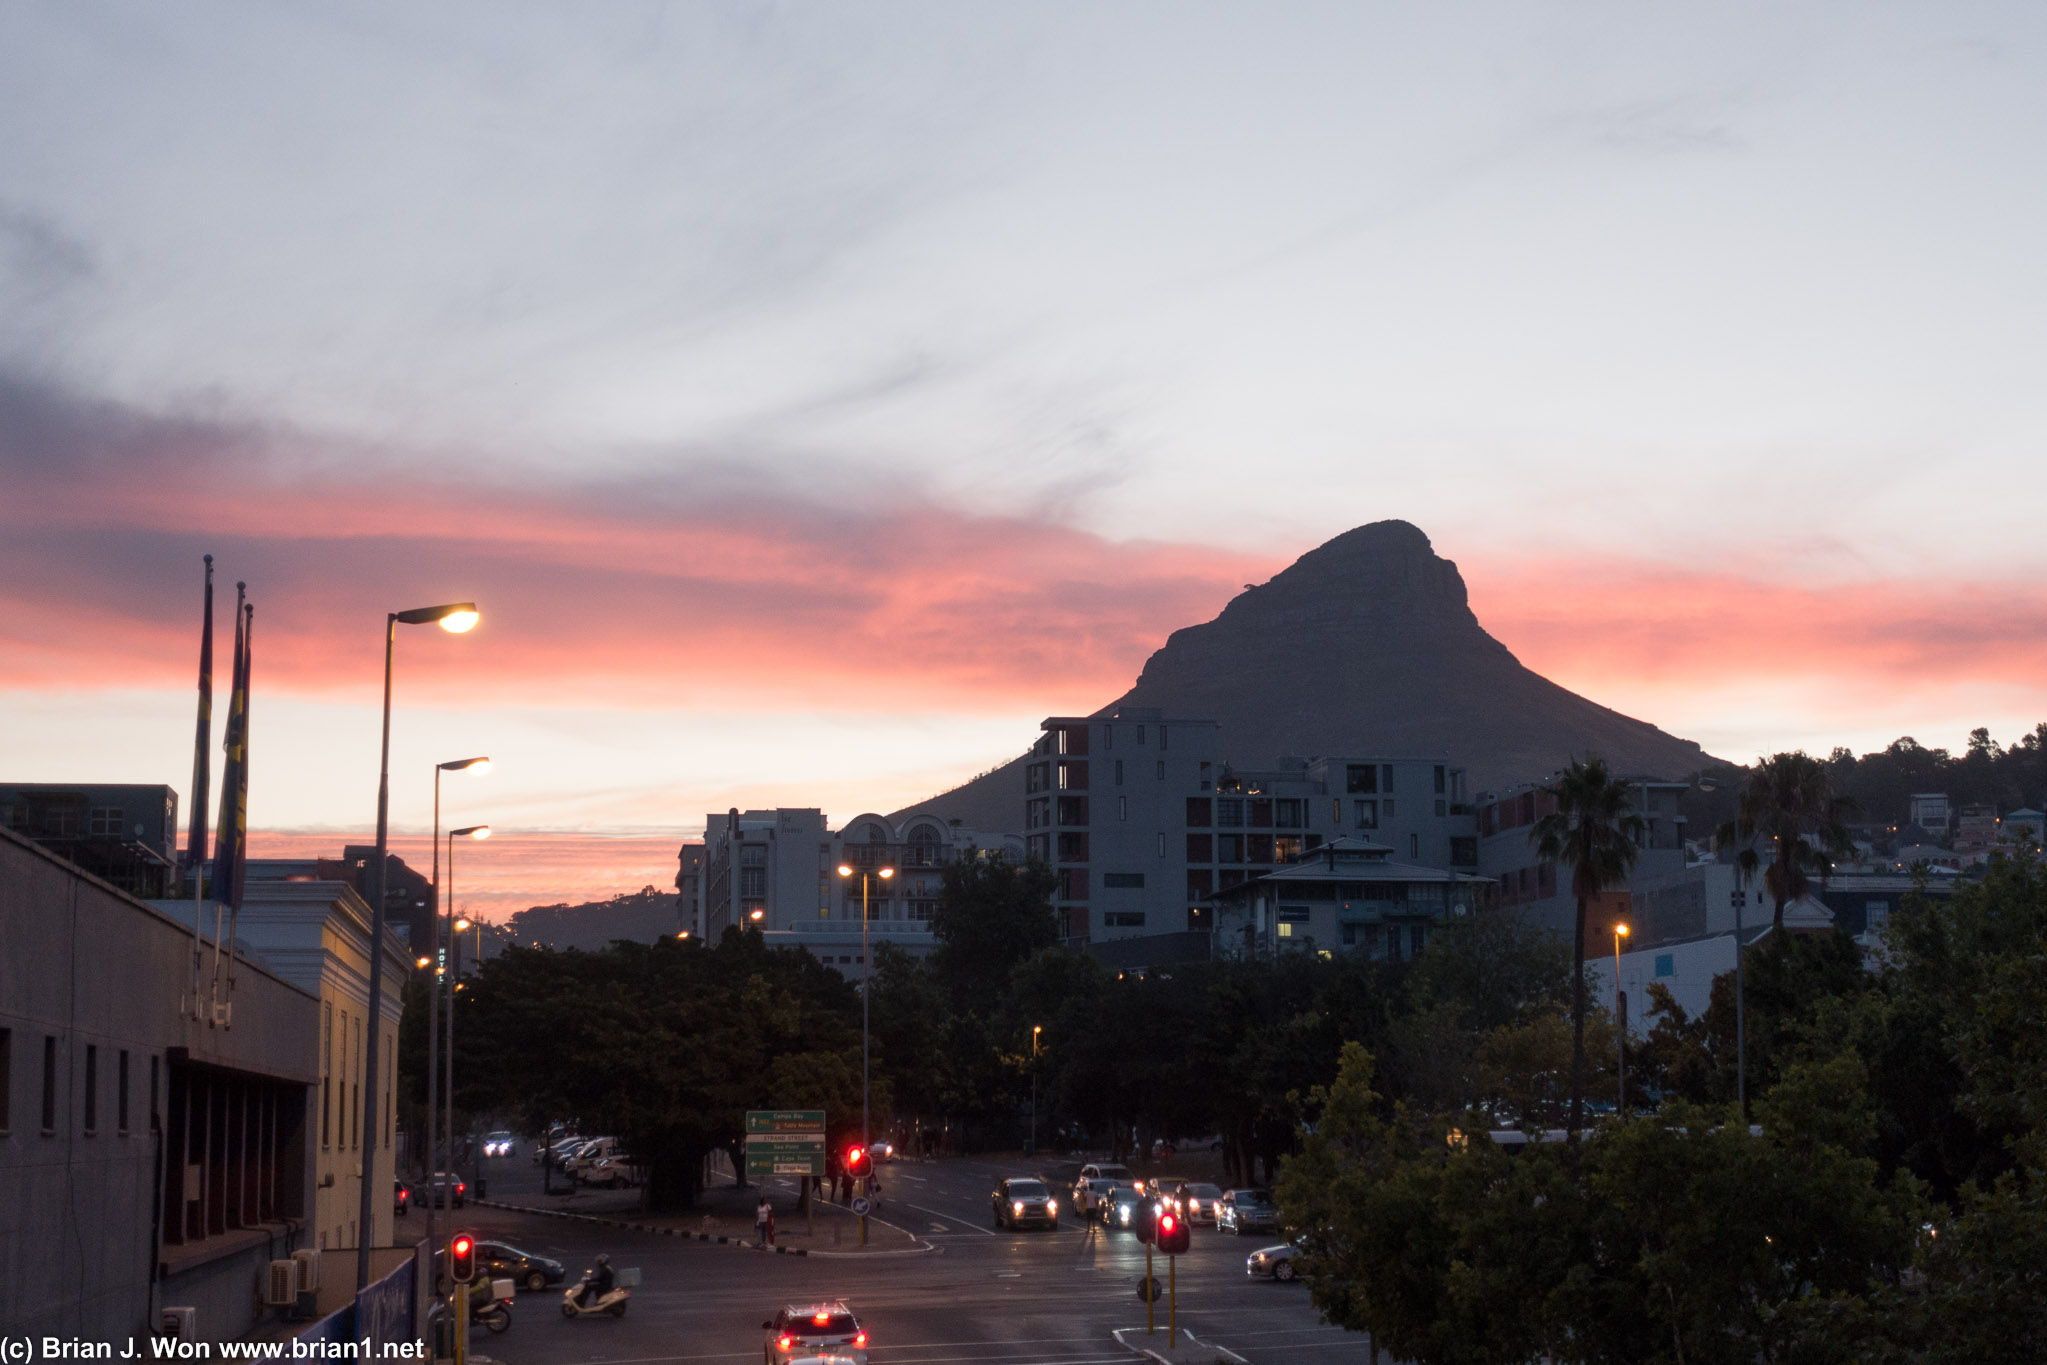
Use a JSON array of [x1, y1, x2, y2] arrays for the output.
[[213, 584, 250, 910], [184, 556, 214, 887]]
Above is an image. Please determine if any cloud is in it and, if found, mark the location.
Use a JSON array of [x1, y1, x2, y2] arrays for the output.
[[0, 367, 1271, 713]]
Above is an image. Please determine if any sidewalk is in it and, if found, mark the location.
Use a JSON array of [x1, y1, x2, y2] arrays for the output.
[[479, 1167, 927, 1256]]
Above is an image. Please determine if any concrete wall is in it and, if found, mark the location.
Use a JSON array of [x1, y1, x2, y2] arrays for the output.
[[1, 826, 317, 1347]]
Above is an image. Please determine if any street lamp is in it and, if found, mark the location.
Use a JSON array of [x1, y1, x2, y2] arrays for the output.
[[1030, 1025, 1043, 1156], [1696, 776, 1749, 1119], [835, 862, 895, 1191], [445, 825, 489, 1202], [425, 755, 488, 1258], [357, 600, 477, 1291], [1613, 922, 1629, 1115]]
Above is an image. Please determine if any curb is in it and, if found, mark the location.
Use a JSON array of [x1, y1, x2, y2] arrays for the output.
[[1112, 1326, 1247, 1365], [473, 1198, 938, 1258]]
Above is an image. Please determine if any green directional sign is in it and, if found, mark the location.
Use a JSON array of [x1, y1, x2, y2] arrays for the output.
[[744, 1110, 827, 1177]]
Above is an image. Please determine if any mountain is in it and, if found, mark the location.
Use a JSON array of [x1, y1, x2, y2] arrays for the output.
[[503, 887, 680, 951], [899, 520, 1710, 832]]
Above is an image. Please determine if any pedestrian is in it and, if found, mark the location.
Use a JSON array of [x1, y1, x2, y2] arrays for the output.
[[755, 1194, 770, 1247], [766, 1204, 776, 1247]]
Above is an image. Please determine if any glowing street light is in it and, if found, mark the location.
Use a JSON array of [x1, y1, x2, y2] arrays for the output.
[[426, 755, 489, 1254], [836, 860, 895, 1225], [444, 826, 489, 1203], [357, 601, 477, 1292], [1613, 922, 1630, 1114]]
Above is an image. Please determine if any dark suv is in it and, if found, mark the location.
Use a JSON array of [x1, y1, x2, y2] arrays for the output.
[[1219, 1188, 1281, 1235], [477, 1241, 565, 1293], [992, 1177, 1060, 1230]]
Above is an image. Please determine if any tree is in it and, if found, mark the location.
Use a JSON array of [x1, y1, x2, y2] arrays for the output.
[[1731, 752, 1857, 931], [926, 854, 1059, 1010], [1531, 756, 1644, 1138]]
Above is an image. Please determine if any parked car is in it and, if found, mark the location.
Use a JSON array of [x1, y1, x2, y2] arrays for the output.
[[482, 1130, 517, 1158], [422, 1172, 468, 1208], [535, 1134, 583, 1166], [476, 1240, 565, 1293], [584, 1155, 638, 1188], [764, 1301, 869, 1365], [1218, 1188, 1280, 1235], [394, 1180, 411, 1217], [991, 1177, 1059, 1230], [566, 1137, 620, 1180], [1246, 1243, 1305, 1281]]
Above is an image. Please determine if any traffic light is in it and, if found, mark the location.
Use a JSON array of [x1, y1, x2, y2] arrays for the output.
[[448, 1231, 477, 1284], [844, 1145, 870, 1180], [1134, 1199, 1158, 1245], [1156, 1208, 1190, 1255]]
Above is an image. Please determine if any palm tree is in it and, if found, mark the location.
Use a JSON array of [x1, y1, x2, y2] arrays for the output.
[[1530, 756, 1644, 1138], [1720, 753, 1857, 932]]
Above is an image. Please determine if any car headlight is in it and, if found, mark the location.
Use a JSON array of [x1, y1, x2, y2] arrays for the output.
[[1014, 1201, 1026, 1217]]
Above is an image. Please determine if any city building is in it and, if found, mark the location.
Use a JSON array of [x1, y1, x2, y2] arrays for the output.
[[1, 781, 181, 898], [152, 864, 408, 1257], [1210, 837, 1496, 959], [675, 841, 705, 937], [697, 807, 1023, 971], [2, 824, 318, 1347], [1473, 776, 1691, 950], [1907, 792, 1951, 836], [1028, 707, 1478, 948]]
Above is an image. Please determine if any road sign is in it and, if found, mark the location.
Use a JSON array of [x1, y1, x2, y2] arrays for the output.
[[1136, 1276, 1161, 1303], [851, 1197, 870, 1216], [744, 1110, 827, 1176], [745, 1110, 825, 1133]]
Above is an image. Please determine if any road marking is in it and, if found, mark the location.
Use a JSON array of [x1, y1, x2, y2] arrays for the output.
[[930, 1221, 951, 1232], [904, 1201, 996, 1234]]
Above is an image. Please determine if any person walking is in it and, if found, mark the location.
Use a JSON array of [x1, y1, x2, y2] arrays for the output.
[[755, 1194, 770, 1248], [765, 1202, 776, 1248]]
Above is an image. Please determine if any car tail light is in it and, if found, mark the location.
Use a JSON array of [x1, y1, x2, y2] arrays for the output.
[[854, 1333, 867, 1348], [777, 1336, 794, 1351], [457, 1182, 467, 1194], [813, 1311, 831, 1326]]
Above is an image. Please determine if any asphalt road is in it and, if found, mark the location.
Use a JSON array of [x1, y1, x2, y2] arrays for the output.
[[431, 1153, 1379, 1365]]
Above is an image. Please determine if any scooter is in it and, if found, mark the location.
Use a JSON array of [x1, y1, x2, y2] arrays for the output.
[[446, 1282, 513, 1334], [561, 1272, 630, 1319]]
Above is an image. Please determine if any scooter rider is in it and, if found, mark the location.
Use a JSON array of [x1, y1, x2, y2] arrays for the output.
[[580, 1254, 614, 1307]]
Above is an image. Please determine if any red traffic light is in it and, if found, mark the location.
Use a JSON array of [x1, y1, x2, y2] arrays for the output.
[[1157, 1209, 1190, 1255], [448, 1232, 477, 1283], [845, 1145, 869, 1173]]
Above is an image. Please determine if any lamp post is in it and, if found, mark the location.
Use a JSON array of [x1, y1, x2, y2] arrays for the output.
[[356, 601, 477, 1292], [1030, 1025, 1042, 1156], [426, 756, 488, 1259], [834, 863, 895, 1161], [445, 825, 489, 1205], [1613, 922, 1629, 1114], [1697, 776, 1749, 1119]]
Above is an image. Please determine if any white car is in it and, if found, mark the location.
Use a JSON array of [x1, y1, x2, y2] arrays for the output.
[[482, 1131, 516, 1158], [1246, 1243, 1305, 1281], [764, 1302, 868, 1365]]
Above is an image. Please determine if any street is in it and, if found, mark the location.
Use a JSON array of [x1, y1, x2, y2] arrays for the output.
[[440, 1153, 1377, 1365]]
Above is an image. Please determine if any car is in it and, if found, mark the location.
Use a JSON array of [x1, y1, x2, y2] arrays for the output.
[[1170, 1182, 1226, 1225], [394, 1180, 410, 1217], [482, 1131, 517, 1158], [584, 1155, 638, 1188], [422, 1172, 468, 1208], [476, 1240, 566, 1293], [1076, 1161, 1134, 1186], [536, 1134, 583, 1166], [567, 1137, 620, 1180], [763, 1302, 868, 1365], [1218, 1188, 1280, 1235], [1246, 1243, 1305, 1281], [991, 1177, 1060, 1230], [1101, 1187, 1152, 1232], [868, 1141, 894, 1164]]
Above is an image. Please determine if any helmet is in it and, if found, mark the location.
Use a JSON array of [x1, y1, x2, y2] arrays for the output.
[[595, 1253, 610, 1266]]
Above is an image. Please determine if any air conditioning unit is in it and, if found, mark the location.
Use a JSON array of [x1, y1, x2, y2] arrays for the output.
[[161, 1307, 197, 1339], [293, 1248, 322, 1294], [265, 1261, 297, 1307]]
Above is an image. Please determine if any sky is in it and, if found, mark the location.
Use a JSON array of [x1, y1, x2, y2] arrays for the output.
[[4, 3, 2045, 917]]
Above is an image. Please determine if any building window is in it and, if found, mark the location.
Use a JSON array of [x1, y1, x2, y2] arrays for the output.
[[117, 1050, 129, 1135], [1383, 765, 1396, 792], [1654, 953, 1675, 978], [1451, 837, 1477, 866], [1155, 760, 1165, 781], [1160, 727, 1169, 750], [42, 1035, 57, 1133], [1103, 873, 1146, 889], [1186, 833, 1212, 862], [1866, 900, 1890, 933], [1409, 924, 1426, 956], [1185, 798, 1211, 827], [907, 900, 936, 922], [1104, 912, 1146, 927], [1157, 832, 1166, 857], [1247, 834, 1274, 864], [1383, 800, 1396, 818], [739, 867, 766, 898], [1135, 726, 1146, 746], [89, 806, 125, 836], [1275, 799, 1303, 829], [1435, 799, 1447, 816], [1187, 868, 1213, 899], [1058, 795, 1090, 825], [1250, 799, 1273, 828], [1274, 835, 1303, 862], [1217, 798, 1244, 828], [1347, 765, 1377, 794], [1410, 834, 1420, 860], [1058, 760, 1089, 790], [82, 1044, 97, 1135], [0, 1029, 9, 1133], [1104, 725, 1114, 750], [1217, 834, 1243, 863], [1434, 765, 1446, 794], [1354, 800, 1378, 829], [1119, 796, 1128, 821], [1199, 761, 1211, 791], [1276, 922, 1294, 938], [1115, 760, 1125, 785], [740, 844, 766, 867], [1057, 831, 1090, 862]]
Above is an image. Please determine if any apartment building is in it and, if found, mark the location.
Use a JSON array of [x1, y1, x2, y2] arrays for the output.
[[1474, 776, 1692, 948], [1027, 707, 1479, 945], [697, 807, 1023, 970], [0, 781, 181, 898], [1211, 836, 1496, 960]]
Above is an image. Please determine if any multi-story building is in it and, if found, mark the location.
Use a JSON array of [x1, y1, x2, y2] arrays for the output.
[[1211, 837, 1496, 959], [0, 782, 180, 898], [675, 841, 705, 937], [1474, 776, 1691, 949], [1027, 707, 1478, 946], [1907, 792, 1951, 837], [697, 807, 1023, 971]]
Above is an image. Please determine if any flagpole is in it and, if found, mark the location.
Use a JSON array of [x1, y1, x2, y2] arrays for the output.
[[211, 583, 247, 1019], [186, 557, 214, 1020], [223, 600, 252, 1012]]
